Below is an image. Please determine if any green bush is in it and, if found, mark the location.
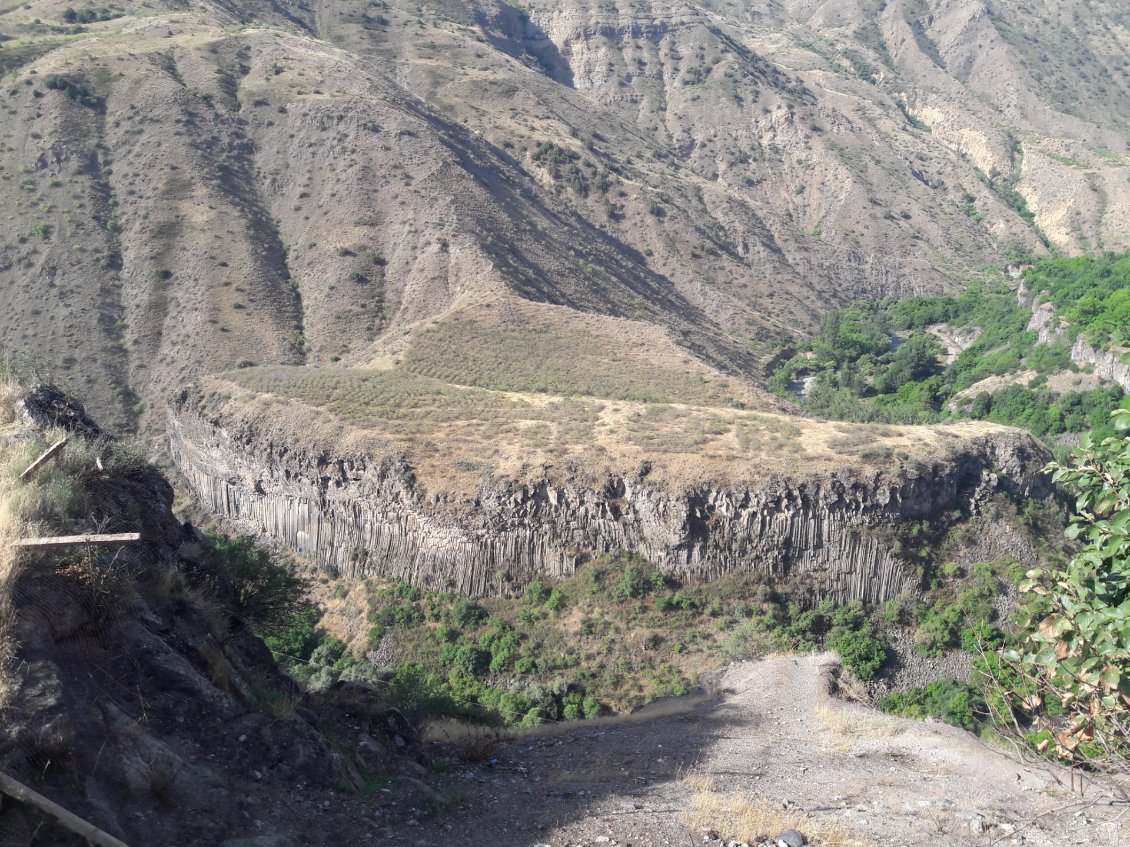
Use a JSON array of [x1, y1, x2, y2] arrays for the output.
[[448, 599, 487, 627], [43, 74, 102, 110], [309, 637, 346, 667], [830, 627, 886, 680], [657, 591, 696, 612], [612, 564, 666, 599], [959, 620, 1003, 653], [1003, 409, 1130, 764], [392, 580, 421, 601], [440, 642, 489, 676], [383, 663, 487, 725], [262, 605, 322, 661], [913, 605, 962, 656], [881, 679, 987, 731], [371, 602, 423, 628], [208, 533, 310, 633], [524, 579, 547, 605]]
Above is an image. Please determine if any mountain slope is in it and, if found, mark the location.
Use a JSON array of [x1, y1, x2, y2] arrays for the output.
[[0, 0, 1125, 432]]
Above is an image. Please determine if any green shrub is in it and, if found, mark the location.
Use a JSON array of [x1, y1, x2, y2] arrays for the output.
[[448, 599, 487, 627], [543, 588, 566, 612], [881, 679, 987, 731], [370, 602, 423, 628], [1003, 409, 1130, 765], [959, 620, 1003, 653], [613, 564, 665, 599], [830, 628, 887, 680], [43, 74, 102, 110], [262, 605, 322, 661], [309, 637, 346, 667], [392, 580, 421, 601], [524, 579, 547, 605], [913, 605, 962, 656], [384, 663, 487, 725], [657, 591, 696, 612], [440, 642, 488, 676], [208, 533, 310, 633]]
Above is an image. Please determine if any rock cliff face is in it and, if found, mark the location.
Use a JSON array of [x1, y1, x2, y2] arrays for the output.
[[1026, 301, 1069, 345], [1070, 336, 1130, 391], [1021, 288, 1130, 390], [169, 401, 1053, 604]]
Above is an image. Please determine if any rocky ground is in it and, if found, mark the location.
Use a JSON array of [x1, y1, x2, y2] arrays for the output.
[[385, 655, 1127, 847]]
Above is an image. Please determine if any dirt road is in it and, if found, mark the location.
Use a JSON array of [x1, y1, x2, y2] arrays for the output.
[[387, 655, 1128, 847]]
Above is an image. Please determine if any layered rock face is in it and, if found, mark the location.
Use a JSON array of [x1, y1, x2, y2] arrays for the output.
[[169, 402, 1052, 603]]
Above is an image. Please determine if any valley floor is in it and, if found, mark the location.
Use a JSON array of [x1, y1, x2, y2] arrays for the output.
[[389, 655, 1126, 847]]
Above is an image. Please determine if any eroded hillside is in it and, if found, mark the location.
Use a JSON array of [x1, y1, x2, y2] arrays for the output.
[[0, 0, 1125, 432]]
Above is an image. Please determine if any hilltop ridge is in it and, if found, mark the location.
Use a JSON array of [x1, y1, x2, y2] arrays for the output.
[[0, 0, 1125, 431]]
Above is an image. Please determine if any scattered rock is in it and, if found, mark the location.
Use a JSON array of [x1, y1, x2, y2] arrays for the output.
[[775, 829, 806, 847]]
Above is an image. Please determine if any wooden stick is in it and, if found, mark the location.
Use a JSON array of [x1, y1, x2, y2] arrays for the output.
[[18, 437, 67, 481], [11, 533, 141, 550], [0, 770, 131, 847]]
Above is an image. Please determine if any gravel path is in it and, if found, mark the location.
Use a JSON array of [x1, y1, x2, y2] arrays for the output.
[[387, 655, 1128, 847]]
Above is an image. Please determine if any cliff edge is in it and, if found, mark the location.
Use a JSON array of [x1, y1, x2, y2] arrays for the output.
[[169, 375, 1052, 602]]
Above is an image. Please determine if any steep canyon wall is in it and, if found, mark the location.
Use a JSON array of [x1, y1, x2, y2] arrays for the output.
[[168, 402, 1052, 603]]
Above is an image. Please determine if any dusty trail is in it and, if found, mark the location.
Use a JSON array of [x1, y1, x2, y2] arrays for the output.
[[390, 655, 1128, 847]]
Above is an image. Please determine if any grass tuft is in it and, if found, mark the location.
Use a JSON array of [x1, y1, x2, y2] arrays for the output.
[[681, 770, 872, 846]]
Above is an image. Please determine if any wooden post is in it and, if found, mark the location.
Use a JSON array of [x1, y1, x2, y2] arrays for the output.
[[0, 770, 131, 847], [11, 533, 142, 550], [18, 437, 67, 481]]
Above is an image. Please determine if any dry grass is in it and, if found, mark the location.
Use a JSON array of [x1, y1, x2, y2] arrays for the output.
[[814, 703, 902, 742], [306, 576, 374, 656], [681, 771, 873, 846], [211, 364, 1010, 493], [199, 642, 237, 693], [401, 318, 744, 406], [255, 680, 304, 720], [0, 380, 28, 707], [184, 584, 230, 641]]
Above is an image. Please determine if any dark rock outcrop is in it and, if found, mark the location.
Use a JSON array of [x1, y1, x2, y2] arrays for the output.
[[15, 383, 103, 439], [0, 389, 407, 846]]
